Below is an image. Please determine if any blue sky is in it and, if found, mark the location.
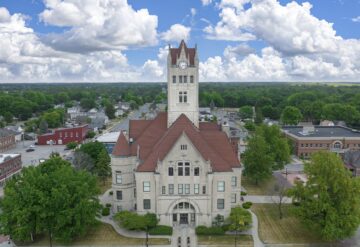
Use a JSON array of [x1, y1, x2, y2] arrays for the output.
[[0, 0, 359, 82]]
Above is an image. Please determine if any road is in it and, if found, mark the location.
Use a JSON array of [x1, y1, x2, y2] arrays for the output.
[[109, 103, 150, 133]]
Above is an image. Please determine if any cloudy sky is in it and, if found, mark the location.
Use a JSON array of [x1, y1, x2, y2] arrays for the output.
[[0, 0, 359, 82]]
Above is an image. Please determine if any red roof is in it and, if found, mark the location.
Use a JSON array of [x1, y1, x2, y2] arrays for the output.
[[113, 112, 240, 172], [112, 131, 131, 156], [170, 40, 196, 66]]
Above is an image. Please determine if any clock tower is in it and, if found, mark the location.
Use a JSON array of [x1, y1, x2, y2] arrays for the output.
[[167, 40, 199, 128]]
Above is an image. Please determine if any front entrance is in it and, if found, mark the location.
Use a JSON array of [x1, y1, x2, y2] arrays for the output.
[[172, 202, 196, 226], [180, 214, 188, 224]]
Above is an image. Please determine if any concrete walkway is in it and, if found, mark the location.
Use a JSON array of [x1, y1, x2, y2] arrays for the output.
[[244, 195, 292, 204], [248, 210, 264, 247]]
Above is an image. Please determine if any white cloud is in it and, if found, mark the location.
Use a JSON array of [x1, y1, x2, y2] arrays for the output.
[[352, 16, 360, 23], [191, 8, 197, 17], [201, 0, 212, 6], [40, 0, 158, 53], [161, 24, 191, 42], [223, 43, 255, 59], [200, 56, 227, 81], [0, 7, 11, 22]]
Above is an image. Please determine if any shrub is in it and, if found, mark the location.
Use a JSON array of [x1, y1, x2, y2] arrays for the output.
[[149, 225, 173, 235], [195, 226, 225, 236], [66, 142, 78, 150], [242, 202, 253, 209], [86, 131, 96, 139], [240, 191, 247, 196], [109, 191, 113, 195], [102, 207, 110, 216], [221, 224, 230, 232], [105, 203, 111, 208]]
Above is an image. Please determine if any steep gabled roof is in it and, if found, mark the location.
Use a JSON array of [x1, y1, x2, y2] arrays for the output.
[[169, 40, 196, 66], [112, 131, 131, 156], [137, 114, 240, 172]]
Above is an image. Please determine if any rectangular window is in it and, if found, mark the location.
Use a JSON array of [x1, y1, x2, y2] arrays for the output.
[[143, 199, 151, 210], [217, 199, 225, 209], [143, 181, 150, 192], [202, 185, 206, 194], [172, 75, 176, 83], [179, 75, 183, 83], [117, 205, 122, 212], [194, 167, 199, 176], [70, 132, 73, 138], [65, 132, 68, 137], [231, 176, 237, 187], [217, 181, 225, 192], [168, 167, 174, 176], [59, 132, 62, 137], [173, 214, 177, 222], [190, 75, 194, 83], [231, 193, 236, 203], [134, 188, 136, 198], [116, 191, 122, 200], [179, 92, 183, 103], [194, 184, 199, 194], [184, 92, 187, 103], [185, 184, 190, 194], [180, 144, 187, 150], [178, 162, 183, 176], [116, 171, 122, 184], [185, 162, 190, 176], [184, 75, 187, 83], [162, 186, 166, 195], [178, 184, 183, 194], [169, 184, 174, 195]]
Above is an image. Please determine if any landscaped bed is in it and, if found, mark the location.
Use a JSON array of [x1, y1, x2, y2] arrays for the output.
[[23, 223, 170, 246], [252, 204, 325, 244], [197, 235, 253, 246]]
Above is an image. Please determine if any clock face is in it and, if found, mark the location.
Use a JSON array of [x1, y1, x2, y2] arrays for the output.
[[179, 61, 187, 69]]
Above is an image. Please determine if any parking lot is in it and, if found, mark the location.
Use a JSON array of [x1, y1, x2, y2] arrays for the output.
[[7, 140, 71, 168]]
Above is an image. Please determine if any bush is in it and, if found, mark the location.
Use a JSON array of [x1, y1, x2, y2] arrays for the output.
[[242, 202, 253, 209], [109, 191, 113, 196], [102, 207, 110, 216], [240, 191, 247, 196], [66, 141, 78, 150], [195, 226, 225, 236], [149, 225, 173, 235], [221, 224, 230, 232], [106, 203, 111, 208], [86, 131, 96, 139]]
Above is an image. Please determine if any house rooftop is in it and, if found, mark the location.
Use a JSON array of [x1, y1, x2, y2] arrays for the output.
[[282, 125, 360, 138], [0, 154, 20, 163]]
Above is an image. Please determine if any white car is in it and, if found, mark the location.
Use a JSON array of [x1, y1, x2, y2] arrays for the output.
[[29, 144, 35, 148]]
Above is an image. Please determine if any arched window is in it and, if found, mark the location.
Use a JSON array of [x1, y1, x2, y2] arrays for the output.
[[333, 141, 342, 149]]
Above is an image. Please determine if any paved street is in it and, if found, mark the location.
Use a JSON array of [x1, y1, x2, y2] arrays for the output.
[[109, 103, 150, 132]]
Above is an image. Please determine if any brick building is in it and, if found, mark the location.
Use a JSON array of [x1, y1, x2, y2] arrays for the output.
[[282, 125, 360, 158], [0, 154, 22, 185], [37, 125, 88, 145], [0, 129, 16, 152]]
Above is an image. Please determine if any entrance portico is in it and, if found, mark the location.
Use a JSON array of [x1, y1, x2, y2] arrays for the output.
[[172, 201, 196, 226]]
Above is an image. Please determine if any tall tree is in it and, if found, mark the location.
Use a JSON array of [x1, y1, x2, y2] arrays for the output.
[[243, 134, 273, 184], [281, 106, 303, 125], [289, 151, 360, 241], [239, 106, 253, 119], [105, 103, 116, 119], [95, 149, 111, 184], [0, 157, 101, 246]]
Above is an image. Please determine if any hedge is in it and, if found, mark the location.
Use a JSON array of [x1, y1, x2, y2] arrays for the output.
[[240, 191, 247, 196], [242, 201, 253, 209], [195, 226, 225, 236], [149, 225, 173, 235], [102, 207, 110, 216]]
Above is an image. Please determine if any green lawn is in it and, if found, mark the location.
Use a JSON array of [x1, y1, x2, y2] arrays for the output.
[[197, 235, 253, 246], [22, 223, 170, 246], [241, 176, 277, 195], [252, 204, 325, 244]]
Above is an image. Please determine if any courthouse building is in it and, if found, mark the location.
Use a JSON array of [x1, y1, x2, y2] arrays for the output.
[[111, 41, 242, 227]]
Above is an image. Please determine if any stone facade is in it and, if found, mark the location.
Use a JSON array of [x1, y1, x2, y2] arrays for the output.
[[111, 41, 241, 227]]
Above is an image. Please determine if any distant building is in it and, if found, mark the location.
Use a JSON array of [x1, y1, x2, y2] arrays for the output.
[[282, 125, 360, 158], [37, 125, 88, 145], [319, 120, 335, 126], [0, 129, 16, 152], [96, 131, 120, 153], [0, 154, 22, 185], [5, 125, 23, 142]]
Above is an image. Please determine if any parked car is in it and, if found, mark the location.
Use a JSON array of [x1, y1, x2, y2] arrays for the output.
[[26, 148, 35, 152]]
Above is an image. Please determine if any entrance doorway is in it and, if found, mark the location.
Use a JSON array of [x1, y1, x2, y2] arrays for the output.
[[172, 202, 196, 226], [180, 214, 188, 224]]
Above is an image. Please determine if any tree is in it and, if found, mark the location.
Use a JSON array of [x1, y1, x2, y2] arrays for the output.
[[228, 206, 252, 247], [244, 121, 255, 131], [79, 141, 107, 163], [270, 179, 289, 219], [72, 150, 95, 172], [281, 106, 303, 125], [105, 103, 115, 119], [39, 119, 48, 134], [254, 107, 264, 125], [289, 151, 360, 241], [0, 157, 101, 246], [3, 112, 13, 124], [86, 130, 96, 139], [243, 134, 273, 184], [80, 98, 96, 111], [94, 149, 111, 184], [261, 105, 280, 120], [239, 106, 253, 119]]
